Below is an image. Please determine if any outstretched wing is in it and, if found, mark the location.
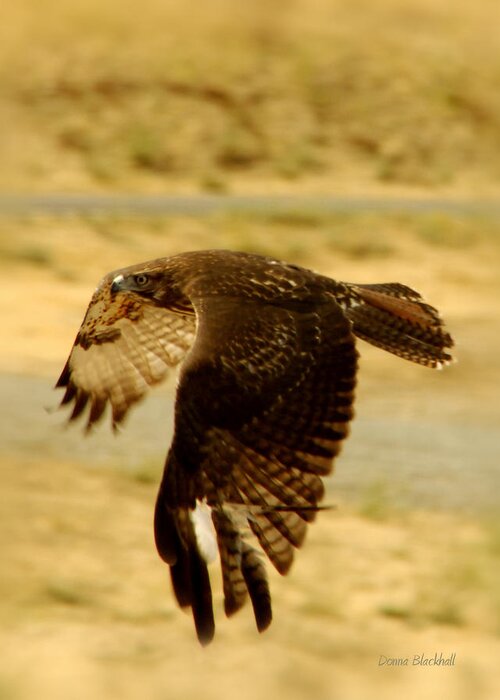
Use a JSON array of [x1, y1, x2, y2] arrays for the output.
[[154, 295, 358, 644], [56, 273, 196, 430]]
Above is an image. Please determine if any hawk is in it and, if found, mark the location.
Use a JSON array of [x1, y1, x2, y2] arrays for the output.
[[57, 249, 453, 644]]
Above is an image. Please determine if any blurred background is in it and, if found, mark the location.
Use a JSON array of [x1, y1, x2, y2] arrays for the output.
[[1, 1, 499, 699]]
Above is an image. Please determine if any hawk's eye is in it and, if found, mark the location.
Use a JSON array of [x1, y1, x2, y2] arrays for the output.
[[134, 273, 150, 287]]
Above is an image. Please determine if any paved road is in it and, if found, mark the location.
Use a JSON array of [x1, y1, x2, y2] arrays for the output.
[[0, 193, 499, 216], [3, 373, 498, 515]]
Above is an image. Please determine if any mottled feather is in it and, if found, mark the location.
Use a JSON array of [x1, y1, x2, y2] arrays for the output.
[[57, 249, 454, 644]]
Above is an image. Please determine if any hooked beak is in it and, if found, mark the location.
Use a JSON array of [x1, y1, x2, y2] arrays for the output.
[[110, 274, 125, 294]]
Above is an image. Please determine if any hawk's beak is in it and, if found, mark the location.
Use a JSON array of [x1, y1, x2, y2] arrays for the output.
[[110, 274, 125, 294]]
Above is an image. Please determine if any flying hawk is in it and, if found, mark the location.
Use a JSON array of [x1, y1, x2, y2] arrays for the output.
[[57, 249, 453, 644]]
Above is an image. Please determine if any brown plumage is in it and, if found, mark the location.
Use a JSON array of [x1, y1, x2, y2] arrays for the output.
[[56, 249, 454, 644]]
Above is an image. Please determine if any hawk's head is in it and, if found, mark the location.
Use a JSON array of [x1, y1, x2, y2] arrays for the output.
[[110, 263, 194, 315]]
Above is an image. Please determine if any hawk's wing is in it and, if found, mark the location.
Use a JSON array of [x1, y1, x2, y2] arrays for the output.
[[154, 295, 358, 644], [57, 275, 196, 429]]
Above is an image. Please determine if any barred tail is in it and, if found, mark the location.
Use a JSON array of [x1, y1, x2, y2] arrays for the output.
[[343, 282, 454, 368]]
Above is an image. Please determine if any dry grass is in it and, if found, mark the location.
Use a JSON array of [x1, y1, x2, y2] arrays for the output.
[[1, 0, 499, 192]]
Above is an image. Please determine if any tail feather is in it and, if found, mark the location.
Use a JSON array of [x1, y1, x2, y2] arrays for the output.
[[345, 283, 454, 368]]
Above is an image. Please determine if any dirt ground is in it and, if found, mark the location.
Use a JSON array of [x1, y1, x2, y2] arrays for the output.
[[1, 214, 500, 699]]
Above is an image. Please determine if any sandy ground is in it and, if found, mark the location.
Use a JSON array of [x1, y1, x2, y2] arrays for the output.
[[1, 453, 500, 700], [1, 219, 500, 699]]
